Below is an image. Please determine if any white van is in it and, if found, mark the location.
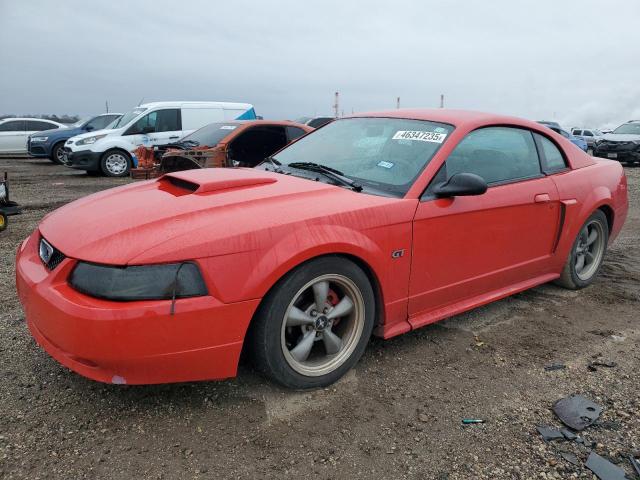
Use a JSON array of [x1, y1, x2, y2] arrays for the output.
[[64, 101, 256, 176]]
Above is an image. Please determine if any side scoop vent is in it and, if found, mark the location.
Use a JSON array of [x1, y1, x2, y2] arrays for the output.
[[163, 176, 199, 192]]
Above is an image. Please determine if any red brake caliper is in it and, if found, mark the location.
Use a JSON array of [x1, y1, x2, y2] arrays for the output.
[[327, 290, 341, 326]]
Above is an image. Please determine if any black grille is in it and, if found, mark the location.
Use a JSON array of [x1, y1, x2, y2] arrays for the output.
[[30, 146, 46, 155], [39, 238, 66, 270]]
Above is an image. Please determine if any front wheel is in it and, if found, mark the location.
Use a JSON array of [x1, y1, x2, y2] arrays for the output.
[[249, 257, 375, 389], [50, 142, 66, 165], [555, 210, 608, 289], [100, 150, 131, 177], [0, 212, 7, 232]]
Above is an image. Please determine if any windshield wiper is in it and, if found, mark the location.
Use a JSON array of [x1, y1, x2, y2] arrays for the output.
[[287, 162, 362, 192]]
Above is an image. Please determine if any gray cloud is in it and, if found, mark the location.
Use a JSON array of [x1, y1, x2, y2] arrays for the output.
[[1, 0, 639, 129]]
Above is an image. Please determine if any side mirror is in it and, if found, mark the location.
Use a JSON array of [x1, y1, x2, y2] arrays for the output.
[[433, 172, 488, 198], [85, 125, 95, 132]]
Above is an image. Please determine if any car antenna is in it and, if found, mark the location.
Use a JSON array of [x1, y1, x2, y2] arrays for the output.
[[137, 97, 145, 107]]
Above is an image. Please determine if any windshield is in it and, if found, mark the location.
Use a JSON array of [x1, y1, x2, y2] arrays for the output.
[[181, 122, 241, 147], [272, 117, 454, 197], [110, 107, 147, 129], [613, 123, 640, 135]]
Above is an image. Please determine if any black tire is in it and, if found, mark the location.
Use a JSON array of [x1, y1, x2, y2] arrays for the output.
[[100, 149, 131, 177], [555, 210, 608, 290], [49, 142, 66, 165], [248, 256, 375, 389], [0, 212, 7, 232]]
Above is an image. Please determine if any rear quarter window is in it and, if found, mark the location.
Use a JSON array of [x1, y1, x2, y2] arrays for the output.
[[535, 133, 567, 172]]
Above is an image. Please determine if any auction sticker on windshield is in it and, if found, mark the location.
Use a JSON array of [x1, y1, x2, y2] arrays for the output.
[[392, 130, 447, 143]]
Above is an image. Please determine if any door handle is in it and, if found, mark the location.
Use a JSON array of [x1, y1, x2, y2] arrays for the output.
[[169, 136, 180, 139], [534, 193, 551, 203]]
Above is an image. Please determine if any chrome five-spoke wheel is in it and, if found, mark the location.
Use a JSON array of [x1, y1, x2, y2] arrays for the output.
[[574, 219, 605, 281], [281, 274, 365, 377], [250, 257, 375, 389], [556, 209, 609, 290]]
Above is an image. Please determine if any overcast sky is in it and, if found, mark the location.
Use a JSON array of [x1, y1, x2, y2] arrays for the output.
[[1, 0, 639, 129]]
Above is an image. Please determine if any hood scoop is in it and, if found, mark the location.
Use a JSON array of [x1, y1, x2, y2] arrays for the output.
[[159, 169, 277, 194]]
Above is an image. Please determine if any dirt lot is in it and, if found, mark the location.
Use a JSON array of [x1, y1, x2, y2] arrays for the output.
[[0, 157, 638, 479]]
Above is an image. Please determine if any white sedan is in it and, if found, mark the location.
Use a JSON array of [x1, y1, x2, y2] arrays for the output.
[[0, 118, 67, 155]]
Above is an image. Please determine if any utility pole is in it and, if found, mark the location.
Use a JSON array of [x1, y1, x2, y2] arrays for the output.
[[396, 97, 400, 109], [440, 94, 444, 108], [333, 92, 339, 118], [105, 100, 109, 113]]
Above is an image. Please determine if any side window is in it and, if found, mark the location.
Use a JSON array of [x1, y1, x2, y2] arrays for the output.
[[155, 109, 181, 132], [444, 127, 541, 185], [126, 111, 158, 135], [125, 109, 180, 135], [0, 120, 26, 132], [583, 130, 593, 137], [286, 126, 307, 142], [535, 133, 567, 172], [572, 129, 582, 136], [27, 121, 58, 131]]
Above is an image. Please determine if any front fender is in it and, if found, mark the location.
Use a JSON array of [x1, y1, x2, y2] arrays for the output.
[[207, 224, 387, 303]]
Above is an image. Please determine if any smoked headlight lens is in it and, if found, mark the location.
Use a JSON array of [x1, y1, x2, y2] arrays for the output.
[[69, 262, 208, 301]]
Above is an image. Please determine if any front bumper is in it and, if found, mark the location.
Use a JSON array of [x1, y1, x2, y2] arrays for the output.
[[594, 143, 640, 163], [64, 148, 102, 171], [27, 139, 50, 157], [16, 231, 260, 385]]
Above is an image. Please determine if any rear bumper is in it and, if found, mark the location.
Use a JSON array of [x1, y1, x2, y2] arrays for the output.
[[66, 148, 102, 171], [16, 231, 260, 385]]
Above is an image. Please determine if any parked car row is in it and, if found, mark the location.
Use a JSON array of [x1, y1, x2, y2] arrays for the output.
[[537, 121, 588, 152], [592, 120, 640, 165]]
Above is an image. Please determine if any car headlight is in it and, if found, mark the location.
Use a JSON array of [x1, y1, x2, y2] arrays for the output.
[[76, 134, 107, 146], [30, 136, 48, 142], [69, 262, 208, 301]]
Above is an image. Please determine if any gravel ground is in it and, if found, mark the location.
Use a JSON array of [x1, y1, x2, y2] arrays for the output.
[[0, 158, 638, 479]]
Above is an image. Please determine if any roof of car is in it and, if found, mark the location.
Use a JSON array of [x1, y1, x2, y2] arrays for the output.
[[350, 109, 544, 129], [139, 101, 253, 109], [211, 119, 313, 129], [0, 117, 65, 123]]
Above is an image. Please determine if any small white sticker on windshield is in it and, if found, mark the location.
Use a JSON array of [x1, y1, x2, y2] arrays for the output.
[[392, 130, 447, 143], [220, 125, 237, 130], [377, 161, 394, 169]]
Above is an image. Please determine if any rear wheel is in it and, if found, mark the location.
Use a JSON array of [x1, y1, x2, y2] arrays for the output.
[[248, 257, 375, 389], [100, 150, 131, 177], [50, 142, 66, 165], [555, 210, 608, 289]]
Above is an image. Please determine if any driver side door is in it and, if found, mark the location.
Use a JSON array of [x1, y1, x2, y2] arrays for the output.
[[408, 126, 561, 324], [124, 109, 182, 147]]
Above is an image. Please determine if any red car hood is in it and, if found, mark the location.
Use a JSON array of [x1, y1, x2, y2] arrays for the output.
[[39, 168, 407, 265]]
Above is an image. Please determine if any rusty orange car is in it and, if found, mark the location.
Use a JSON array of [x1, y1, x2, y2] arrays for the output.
[[132, 120, 313, 176]]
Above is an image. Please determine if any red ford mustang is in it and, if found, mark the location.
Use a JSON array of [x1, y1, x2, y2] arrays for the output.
[[16, 110, 628, 389]]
